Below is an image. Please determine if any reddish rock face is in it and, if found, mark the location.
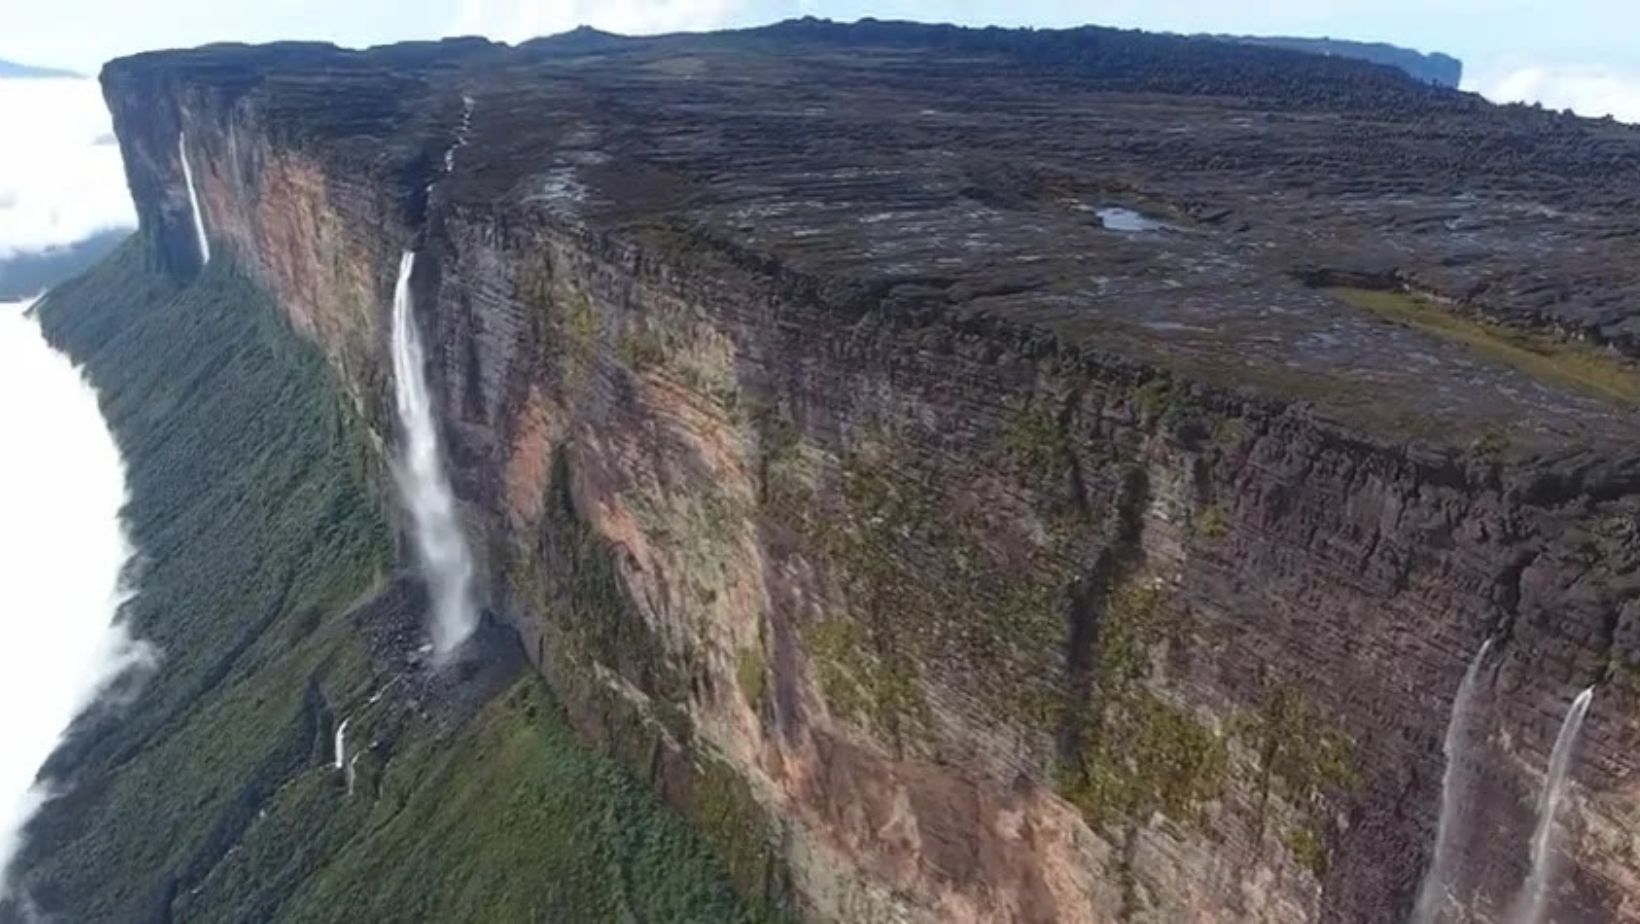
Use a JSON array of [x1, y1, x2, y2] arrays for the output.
[[102, 24, 1640, 922]]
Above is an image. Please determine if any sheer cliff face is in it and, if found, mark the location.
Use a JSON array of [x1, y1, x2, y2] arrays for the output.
[[103, 29, 1640, 923]]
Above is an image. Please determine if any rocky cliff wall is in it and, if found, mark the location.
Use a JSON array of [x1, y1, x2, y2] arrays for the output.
[[1222, 36, 1462, 87], [101, 29, 1640, 923]]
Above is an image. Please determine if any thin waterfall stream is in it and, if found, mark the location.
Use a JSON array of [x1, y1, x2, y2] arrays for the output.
[[332, 717, 349, 771], [1411, 639, 1494, 923], [178, 133, 210, 265], [1507, 686, 1595, 924]]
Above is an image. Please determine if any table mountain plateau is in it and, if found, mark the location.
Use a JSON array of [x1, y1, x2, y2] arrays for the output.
[[8, 19, 1640, 923]]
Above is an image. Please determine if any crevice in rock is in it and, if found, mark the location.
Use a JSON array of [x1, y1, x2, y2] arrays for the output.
[[1491, 549, 1539, 644], [1057, 386, 1093, 520], [1116, 823, 1142, 921], [1054, 462, 1150, 773]]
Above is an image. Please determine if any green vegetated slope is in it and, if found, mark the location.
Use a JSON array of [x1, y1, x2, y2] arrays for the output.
[[2, 234, 768, 923]]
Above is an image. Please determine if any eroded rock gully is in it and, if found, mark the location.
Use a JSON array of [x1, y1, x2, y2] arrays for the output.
[[102, 23, 1640, 922]]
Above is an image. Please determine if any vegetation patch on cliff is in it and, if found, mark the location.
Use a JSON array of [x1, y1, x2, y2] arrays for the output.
[[1056, 579, 1228, 830], [805, 437, 1079, 753], [1002, 404, 1072, 490], [752, 403, 822, 517], [522, 263, 603, 389], [509, 450, 689, 706], [736, 644, 769, 711], [1237, 682, 1359, 876], [627, 476, 747, 607], [1331, 287, 1640, 405], [616, 304, 741, 411]]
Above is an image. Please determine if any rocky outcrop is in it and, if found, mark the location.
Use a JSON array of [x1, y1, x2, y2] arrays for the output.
[[1220, 36, 1462, 87], [98, 21, 1640, 922]]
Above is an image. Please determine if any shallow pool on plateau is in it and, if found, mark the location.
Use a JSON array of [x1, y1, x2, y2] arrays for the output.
[[0, 300, 151, 896]]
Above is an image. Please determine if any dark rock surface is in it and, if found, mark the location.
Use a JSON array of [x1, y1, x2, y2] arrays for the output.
[[78, 18, 1640, 923], [1220, 35, 1463, 87]]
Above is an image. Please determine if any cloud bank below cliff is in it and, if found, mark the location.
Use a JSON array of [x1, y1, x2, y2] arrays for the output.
[[1468, 64, 1640, 124], [0, 301, 154, 897], [0, 77, 134, 258]]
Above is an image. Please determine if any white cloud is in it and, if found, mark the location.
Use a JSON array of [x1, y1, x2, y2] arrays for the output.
[[0, 301, 154, 897], [1468, 64, 1640, 124], [0, 78, 134, 258], [449, 0, 752, 43]]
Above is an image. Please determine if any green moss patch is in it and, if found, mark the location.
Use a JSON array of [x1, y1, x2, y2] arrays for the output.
[[1193, 504, 1229, 540], [803, 436, 1091, 750], [1056, 581, 1227, 829], [1002, 405, 1070, 485], [1236, 683, 1359, 877], [737, 644, 768, 710], [1331, 287, 1640, 405]]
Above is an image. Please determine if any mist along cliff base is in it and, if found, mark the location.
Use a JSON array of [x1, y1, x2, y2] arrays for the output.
[[25, 19, 1640, 923]]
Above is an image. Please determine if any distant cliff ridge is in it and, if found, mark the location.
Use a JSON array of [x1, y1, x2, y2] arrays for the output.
[[0, 229, 129, 300], [0, 58, 81, 80], [1222, 35, 1463, 86]]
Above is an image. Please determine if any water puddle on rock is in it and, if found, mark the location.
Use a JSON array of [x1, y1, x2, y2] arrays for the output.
[[1096, 206, 1172, 232]]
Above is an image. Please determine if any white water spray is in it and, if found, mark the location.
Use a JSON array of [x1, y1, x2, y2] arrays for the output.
[[389, 251, 478, 658], [345, 755, 359, 797], [177, 133, 210, 266], [1411, 639, 1495, 923], [1507, 685, 1595, 924], [332, 717, 349, 771]]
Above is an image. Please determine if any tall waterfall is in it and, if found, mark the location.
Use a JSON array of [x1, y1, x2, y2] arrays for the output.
[[389, 251, 477, 659], [1411, 639, 1494, 923], [1506, 685, 1595, 924], [178, 133, 211, 266]]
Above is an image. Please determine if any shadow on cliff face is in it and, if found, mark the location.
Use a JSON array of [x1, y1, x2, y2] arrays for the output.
[[1055, 463, 1151, 774]]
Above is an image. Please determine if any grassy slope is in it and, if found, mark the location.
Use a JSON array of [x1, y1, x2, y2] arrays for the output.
[[1330, 286, 1640, 405], [4, 235, 766, 923]]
